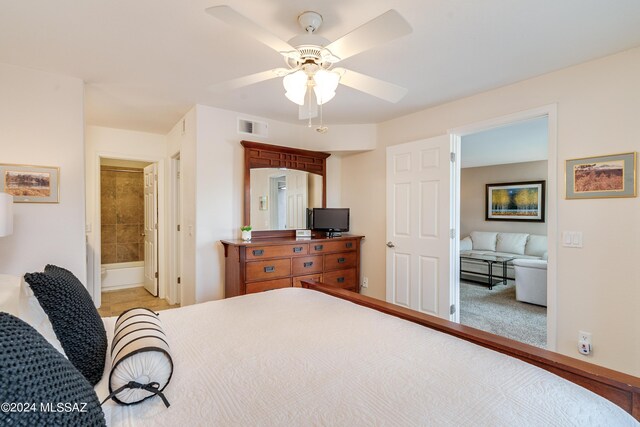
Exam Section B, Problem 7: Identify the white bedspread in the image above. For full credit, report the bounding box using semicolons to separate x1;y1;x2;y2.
97;288;636;426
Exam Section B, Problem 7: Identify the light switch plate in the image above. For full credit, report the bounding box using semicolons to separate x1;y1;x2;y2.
562;231;583;248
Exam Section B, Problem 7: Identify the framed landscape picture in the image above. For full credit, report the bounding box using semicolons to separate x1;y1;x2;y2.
565;152;636;199
486;180;545;222
0;164;60;203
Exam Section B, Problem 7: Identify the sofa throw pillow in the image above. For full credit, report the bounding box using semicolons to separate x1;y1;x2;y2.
470;231;498;251
496;233;529;255
24;264;107;386
105;307;173;407
0;313;106;427
525;234;548;257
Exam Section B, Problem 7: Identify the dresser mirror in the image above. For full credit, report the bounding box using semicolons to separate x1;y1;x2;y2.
242;141;330;237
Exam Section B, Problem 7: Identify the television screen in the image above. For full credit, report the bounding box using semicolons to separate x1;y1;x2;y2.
312;208;349;232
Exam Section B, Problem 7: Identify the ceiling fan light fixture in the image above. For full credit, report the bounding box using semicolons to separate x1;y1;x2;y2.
312;69;340;105
283;69;308;105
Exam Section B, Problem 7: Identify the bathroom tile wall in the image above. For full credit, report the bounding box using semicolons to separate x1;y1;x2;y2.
101;167;144;263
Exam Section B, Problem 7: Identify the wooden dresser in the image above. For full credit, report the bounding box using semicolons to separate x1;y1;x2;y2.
221;235;364;298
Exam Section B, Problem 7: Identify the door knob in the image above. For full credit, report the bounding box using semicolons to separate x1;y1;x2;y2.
386;242;395;248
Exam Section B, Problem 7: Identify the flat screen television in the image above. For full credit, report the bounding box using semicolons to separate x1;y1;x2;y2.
312;208;349;235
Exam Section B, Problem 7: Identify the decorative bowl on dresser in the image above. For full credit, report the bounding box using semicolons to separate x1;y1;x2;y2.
221;235;364;297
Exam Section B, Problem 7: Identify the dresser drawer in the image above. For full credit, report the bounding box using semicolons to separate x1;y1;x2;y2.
309;239;356;254
245;278;292;294
292;255;323;275
322;268;357;289
246;259;291;281
324;252;357;271
246;243;309;260
293;274;322;288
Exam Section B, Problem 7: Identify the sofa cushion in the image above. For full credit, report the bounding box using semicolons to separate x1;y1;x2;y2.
513;259;548;270
525;234;548;257
492;251;541;260
470;232;498;251
460;236;472;251
496;233;529;255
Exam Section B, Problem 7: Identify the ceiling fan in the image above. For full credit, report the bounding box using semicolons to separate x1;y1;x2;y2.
206;5;412;121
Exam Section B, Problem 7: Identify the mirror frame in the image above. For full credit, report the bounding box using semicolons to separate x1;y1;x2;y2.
242;140;331;238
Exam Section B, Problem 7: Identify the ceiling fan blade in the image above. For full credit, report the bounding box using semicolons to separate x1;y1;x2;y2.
336;68;408;103
324;10;412;62
206;5;295;54
209;69;284;92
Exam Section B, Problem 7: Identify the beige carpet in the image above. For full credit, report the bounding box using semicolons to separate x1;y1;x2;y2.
460;280;546;348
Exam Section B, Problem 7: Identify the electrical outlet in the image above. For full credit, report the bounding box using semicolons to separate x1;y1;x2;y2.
362;277;368;288
578;331;592;355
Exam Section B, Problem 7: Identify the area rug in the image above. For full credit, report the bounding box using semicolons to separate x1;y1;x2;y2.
459;281;546;348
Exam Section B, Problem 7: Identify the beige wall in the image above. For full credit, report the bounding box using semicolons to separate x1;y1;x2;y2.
342;47;640;375
460;161;548;237
0;63;86;283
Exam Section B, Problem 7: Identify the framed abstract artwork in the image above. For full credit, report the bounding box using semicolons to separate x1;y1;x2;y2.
485;180;545;222
0;164;60;203
565;152;636;199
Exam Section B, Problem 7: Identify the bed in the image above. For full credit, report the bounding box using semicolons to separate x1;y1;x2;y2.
97;284;639;426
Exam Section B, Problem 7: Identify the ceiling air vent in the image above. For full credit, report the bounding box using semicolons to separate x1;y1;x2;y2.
238;118;268;138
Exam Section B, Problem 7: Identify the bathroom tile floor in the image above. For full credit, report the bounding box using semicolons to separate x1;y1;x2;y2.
98;286;179;317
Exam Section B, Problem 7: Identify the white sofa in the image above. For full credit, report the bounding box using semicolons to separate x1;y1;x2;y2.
460;231;547;280
513;259;547;306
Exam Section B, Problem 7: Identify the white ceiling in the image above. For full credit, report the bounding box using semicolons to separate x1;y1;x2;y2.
1;1;640;134
461;117;548;168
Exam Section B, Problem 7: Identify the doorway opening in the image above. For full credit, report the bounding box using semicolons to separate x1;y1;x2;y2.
95;157;176;317
457;117;549;348
450;105;558;350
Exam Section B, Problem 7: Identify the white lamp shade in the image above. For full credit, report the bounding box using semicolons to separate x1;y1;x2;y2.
313;69;340;105
283;70;308;106
0;192;13;237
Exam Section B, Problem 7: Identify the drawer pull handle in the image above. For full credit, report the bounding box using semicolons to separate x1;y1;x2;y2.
314;245;323;250
338;257;346;263
293;247;303;253
337;277;345;283
346;242;353;248
304;262;313;268
253;249;264;256
264;266;275;273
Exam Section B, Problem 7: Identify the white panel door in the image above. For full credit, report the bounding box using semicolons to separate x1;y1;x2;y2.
386;135;452;319
285;170;308;229
143;163;158;296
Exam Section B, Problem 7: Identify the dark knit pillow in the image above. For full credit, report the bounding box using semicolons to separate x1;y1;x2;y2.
24;264;107;386
0;313;106;426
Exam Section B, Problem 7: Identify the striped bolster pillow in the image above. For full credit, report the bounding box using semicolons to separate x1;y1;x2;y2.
104;308;173;407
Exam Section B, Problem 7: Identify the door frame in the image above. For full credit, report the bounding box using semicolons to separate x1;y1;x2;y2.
169;152;181;305
448;104;558;350
91;151;166;308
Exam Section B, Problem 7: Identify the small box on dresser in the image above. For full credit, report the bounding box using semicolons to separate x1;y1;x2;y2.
221;235;364;297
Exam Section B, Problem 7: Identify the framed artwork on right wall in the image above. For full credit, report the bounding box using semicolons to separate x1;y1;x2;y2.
565;152;636;199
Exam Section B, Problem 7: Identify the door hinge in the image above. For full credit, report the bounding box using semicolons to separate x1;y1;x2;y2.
154;174;158;182
450;152;456;162
450;304;456;315
154;224;158;229
177;224;181;232
154;272;159;279
450;228;456;239
177;277;181;284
